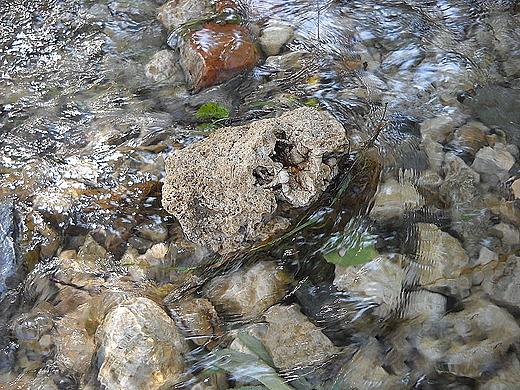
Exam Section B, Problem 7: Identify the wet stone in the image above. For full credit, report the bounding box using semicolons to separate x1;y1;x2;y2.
413;222;470;297
420;116;456;144
177;21;260;91
369;178;424;225
232;304;337;372
168;297;221;346
162;107;347;254
259;20;294;56
480;255;520;312
471;143;515;182
203;261;288;320
92;296;189;390
157;0;213;31
144;49;183;83
334;254;405;319
417;297;520;378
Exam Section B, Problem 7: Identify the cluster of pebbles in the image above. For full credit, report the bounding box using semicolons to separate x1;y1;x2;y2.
1;0;520;389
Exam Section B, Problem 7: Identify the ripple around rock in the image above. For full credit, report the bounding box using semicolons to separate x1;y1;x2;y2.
162;107;348;254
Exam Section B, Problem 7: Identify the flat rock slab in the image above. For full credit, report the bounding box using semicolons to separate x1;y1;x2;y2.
162;107;347;254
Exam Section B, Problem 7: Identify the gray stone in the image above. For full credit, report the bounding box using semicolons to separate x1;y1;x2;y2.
489;222;520;246
234;304;337;371
168;297;221;346
93;296;189;390
471;143;515;181
334;254;405;319
135;218;169;243
162;107;347;254
203;261;288;320
144;50;183;83
157;0;212;31
337;337;404;390
417;297;520;378
481;255;520;311
440;152;481;207
369;179;424;224
420;115;455;144
479;353;520;390
259;21;294;56
413;223;470;296
0;199;17;299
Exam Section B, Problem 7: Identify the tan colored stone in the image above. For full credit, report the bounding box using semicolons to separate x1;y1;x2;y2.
162;107;347;254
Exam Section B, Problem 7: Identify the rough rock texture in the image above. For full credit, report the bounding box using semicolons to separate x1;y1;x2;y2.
338;337;404;389
162;107;347;254
178;22;260;91
203;261;288;320
93;297;189;390
472;143;515;182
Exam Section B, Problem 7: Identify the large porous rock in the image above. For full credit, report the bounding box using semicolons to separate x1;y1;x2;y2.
162;107;347;254
203;261;289;320
177;21;260;91
91;296;189;390
231;304;337;372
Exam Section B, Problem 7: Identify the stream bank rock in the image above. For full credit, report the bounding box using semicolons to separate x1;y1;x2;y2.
162;107;348;254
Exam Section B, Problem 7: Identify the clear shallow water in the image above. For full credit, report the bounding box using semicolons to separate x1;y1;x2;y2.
1;0;520;388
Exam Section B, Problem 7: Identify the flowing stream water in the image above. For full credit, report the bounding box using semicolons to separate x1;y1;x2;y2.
1;0;520;389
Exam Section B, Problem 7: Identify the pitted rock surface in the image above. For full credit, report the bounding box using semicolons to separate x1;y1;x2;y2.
162;107;347;254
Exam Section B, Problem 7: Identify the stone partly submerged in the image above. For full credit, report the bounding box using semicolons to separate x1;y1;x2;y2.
0;199;18;301
162;107;348;255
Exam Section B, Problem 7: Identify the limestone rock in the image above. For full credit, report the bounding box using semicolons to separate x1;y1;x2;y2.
413;222;469;296
479;353;520;390
471;143;515;182
144;49;183;83
157;0;212;31
417;298;520;378
203;261;288;320
420;115;455;143
481;255;520;312
259;21;294;56
440;152;480;207
252;304;337;371
334;254;405;319
162;107;347;254
168;297;221;346
93;297;189;390
337;337;404;390
177;21;260;91
369;179;424;224
444;121;488;163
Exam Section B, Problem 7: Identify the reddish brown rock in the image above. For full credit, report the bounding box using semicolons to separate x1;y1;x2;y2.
179;22;260;91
